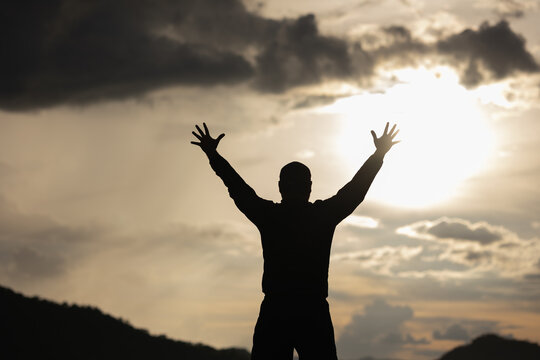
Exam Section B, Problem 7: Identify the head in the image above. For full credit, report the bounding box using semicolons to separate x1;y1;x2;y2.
278;161;312;202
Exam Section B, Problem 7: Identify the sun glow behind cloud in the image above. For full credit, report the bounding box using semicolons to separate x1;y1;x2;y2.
320;66;496;208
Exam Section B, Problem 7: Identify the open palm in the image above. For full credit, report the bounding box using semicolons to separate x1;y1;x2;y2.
371;122;400;155
191;123;225;154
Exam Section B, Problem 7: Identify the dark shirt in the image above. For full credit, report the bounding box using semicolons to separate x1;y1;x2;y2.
208;151;383;298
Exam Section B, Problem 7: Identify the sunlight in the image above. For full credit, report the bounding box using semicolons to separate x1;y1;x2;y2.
319;66;495;208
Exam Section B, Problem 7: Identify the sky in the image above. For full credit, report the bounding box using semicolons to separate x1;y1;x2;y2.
1;0;540;359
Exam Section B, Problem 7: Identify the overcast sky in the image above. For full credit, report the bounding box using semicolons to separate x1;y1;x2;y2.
1;1;540;359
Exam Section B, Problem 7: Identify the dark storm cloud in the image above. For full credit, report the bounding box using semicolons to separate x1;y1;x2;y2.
0;0;358;110
175;3;370;91
171;0;371;90
362;25;430;66
254;14;357;92
437;21;539;87
1;0;537;111
280;19;540;91
366;20;538;87
0;0;254;110
383;25;413;42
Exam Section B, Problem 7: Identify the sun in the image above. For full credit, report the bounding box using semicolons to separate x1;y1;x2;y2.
320;66;495;208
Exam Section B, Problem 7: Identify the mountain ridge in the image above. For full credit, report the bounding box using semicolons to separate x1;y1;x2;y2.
439;332;540;360
0;285;250;360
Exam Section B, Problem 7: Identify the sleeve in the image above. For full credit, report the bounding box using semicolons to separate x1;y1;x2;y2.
320;152;384;224
208;151;270;225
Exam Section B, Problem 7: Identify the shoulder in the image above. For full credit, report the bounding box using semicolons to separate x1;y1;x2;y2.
313;199;327;207
260;199;279;210
311;199;329;211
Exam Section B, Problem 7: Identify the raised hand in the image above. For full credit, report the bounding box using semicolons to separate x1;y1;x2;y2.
191;123;225;155
371;122;400;155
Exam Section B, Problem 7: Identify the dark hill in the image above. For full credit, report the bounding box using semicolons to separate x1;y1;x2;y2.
439;333;540;360
0;285;250;360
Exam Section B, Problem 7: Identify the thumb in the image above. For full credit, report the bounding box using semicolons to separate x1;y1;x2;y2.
370;130;377;141
216;133;225;142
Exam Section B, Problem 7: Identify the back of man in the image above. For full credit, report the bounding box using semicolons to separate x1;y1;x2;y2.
252;200;340;359
191;122;399;359
258;200;337;298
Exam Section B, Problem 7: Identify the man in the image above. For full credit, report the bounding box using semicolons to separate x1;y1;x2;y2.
191;122;399;359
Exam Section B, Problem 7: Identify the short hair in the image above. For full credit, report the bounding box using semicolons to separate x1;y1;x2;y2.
279;161;311;184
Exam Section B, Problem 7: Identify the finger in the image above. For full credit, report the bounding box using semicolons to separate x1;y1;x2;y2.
190;141;201;146
216;133;225;142
203;122;210;136
371;130;377;141
195;125;204;136
384;122;389;135
192;131;202;140
389;124;397;135
391;129;400;140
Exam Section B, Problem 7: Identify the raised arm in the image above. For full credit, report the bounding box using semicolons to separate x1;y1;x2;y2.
323;122;400;223
191;123;268;224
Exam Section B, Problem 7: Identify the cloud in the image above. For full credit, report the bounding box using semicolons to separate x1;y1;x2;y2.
522;258;540;280
253;14;357;92
397;217;506;244
337;299;428;359
103;221;262;288
433;323;470;341
0;195;100;283
289;93;350;110
397;217;540;279
332;246;423;275
361;20;538;88
475;0;539;19
343;215;381;229
0;190;259;287
136;221;259;261
437;20;539;86
426;219;503;244
6;247;66;280
1;1;537;111
332;217;540;282
524;273;540;281
1;0;255;111
368;25;430;63
425;317;512;342
0;0;360;110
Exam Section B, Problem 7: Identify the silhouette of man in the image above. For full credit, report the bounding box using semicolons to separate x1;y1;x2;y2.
191;122;399;360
